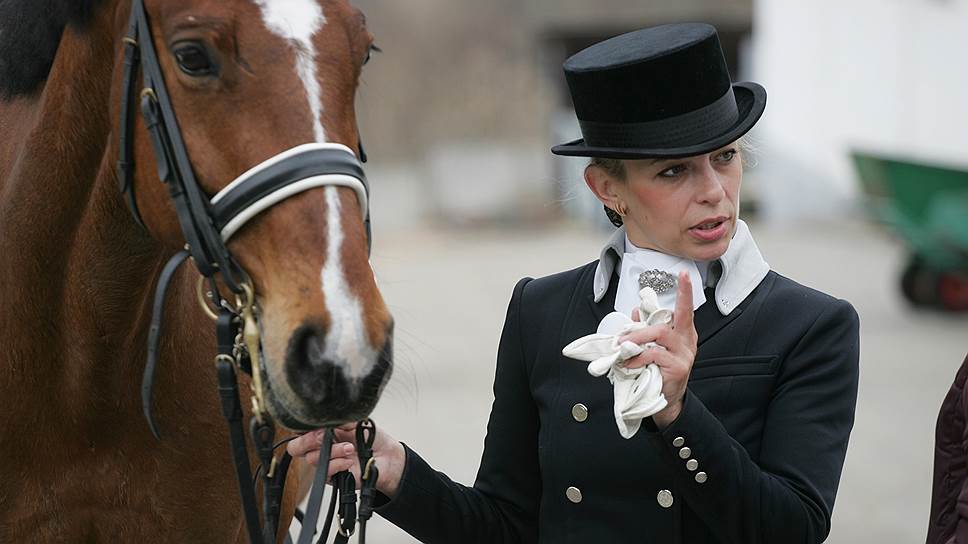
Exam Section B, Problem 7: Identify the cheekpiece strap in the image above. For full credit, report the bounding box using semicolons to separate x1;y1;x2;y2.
131;0;246;291
117;11;145;229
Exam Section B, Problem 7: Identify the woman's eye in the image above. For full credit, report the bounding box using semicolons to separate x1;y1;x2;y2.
716;149;737;163
173;43;217;76
658;164;686;178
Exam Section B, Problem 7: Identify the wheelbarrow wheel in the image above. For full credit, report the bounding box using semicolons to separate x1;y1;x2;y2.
937;272;968;312
900;257;938;307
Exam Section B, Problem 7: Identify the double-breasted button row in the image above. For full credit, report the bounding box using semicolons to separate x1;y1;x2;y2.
563;405;586;507
672;436;707;484
566;403;587;505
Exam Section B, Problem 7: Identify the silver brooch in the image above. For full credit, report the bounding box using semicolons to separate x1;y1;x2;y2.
638;269;677;293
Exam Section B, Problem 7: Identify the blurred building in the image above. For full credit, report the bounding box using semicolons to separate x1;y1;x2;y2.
752;0;968;223
354;0;758;228
353;0;556;228
353;0;967;228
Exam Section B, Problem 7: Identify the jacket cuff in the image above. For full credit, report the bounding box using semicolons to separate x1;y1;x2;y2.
645;388;729;485
373;442;432;523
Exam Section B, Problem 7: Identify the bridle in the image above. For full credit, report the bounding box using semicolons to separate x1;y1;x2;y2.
117;0;381;542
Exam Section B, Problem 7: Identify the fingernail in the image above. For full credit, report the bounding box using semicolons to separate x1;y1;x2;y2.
343;444;354;454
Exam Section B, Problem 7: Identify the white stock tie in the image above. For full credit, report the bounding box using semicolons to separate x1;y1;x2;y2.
615;250;706;315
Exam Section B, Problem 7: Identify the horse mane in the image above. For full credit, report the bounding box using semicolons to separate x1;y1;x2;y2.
0;0;104;98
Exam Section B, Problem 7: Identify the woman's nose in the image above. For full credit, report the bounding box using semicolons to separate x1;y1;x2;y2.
694;165;727;204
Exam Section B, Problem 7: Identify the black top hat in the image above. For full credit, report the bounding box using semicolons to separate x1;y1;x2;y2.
552;23;766;159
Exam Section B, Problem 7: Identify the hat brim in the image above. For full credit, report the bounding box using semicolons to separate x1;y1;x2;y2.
551;82;766;159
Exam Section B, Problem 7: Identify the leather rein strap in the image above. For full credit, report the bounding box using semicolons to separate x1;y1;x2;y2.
118;1;378;542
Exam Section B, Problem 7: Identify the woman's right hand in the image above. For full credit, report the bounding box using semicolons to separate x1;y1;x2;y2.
287;423;407;499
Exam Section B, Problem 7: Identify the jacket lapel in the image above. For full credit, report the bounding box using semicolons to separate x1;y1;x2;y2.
693;287;744;346
586;271;619;326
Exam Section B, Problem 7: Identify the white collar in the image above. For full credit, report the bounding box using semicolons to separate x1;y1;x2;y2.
593;219;770;315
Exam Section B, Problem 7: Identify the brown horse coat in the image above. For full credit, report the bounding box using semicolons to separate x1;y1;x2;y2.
0;0;389;541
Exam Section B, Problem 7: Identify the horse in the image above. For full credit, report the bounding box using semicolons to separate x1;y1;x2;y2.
0;0;392;541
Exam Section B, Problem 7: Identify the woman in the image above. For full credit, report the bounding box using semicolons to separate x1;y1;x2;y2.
289;23;860;543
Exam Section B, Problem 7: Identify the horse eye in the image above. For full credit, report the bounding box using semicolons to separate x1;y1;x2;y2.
173;42;217;76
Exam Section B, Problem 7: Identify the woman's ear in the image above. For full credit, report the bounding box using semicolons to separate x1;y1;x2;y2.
584;164;622;207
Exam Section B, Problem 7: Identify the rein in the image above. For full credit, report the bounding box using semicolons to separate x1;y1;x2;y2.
117;0;379;542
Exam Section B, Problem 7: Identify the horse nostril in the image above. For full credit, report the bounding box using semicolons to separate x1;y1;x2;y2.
290;324;326;368
274;320;394;427
285;325;344;404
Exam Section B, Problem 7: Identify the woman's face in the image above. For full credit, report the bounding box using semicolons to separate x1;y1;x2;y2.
587;143;743;262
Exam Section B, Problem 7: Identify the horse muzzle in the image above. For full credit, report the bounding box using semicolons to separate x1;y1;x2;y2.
262;322;393;431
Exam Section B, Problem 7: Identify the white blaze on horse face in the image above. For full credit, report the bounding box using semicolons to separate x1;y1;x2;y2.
253;0;327;142
321;187;377;377
254;1;374;378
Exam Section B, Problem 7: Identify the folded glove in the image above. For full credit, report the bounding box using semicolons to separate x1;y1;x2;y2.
562;287;672;438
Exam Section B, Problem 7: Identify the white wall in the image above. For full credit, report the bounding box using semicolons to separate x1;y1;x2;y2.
751;0;968;222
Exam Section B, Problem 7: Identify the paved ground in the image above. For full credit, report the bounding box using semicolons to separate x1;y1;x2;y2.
295;218;968;543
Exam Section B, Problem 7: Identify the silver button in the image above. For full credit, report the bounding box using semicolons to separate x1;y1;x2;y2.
566;486;583;503
657;489;674;508
672;436;685;447
571;403;588;422
678;447;692;459
686;459;699;471
695;472;708;484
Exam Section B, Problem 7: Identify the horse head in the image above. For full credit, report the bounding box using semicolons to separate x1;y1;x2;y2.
115;0;391;430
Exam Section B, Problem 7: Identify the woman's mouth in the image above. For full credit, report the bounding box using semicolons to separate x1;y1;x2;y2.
688;217;729;242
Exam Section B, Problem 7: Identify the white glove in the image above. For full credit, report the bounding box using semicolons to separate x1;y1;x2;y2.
562;287;672;438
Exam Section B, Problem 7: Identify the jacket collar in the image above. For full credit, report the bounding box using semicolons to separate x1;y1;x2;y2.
592;219;769;315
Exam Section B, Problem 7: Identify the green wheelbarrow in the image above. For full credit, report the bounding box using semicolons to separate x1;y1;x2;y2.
852;151;968;311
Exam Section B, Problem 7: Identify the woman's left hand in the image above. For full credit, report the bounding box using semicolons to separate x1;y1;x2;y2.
618;270;698;429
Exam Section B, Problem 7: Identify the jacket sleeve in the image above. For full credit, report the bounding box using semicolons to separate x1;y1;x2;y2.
374;277;540;543
953;354;968;542
925;355;968;544
644;298;860;544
